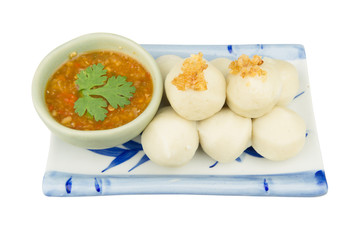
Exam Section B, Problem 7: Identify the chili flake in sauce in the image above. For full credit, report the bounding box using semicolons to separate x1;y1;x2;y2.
45;51;153;130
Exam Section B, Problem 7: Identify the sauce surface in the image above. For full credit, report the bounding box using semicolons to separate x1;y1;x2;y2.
45;50;153;130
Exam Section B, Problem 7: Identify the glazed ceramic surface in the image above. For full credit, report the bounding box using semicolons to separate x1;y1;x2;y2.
32;33;163;149
43;44;328;197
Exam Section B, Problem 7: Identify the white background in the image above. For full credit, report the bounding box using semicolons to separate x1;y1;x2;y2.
1;0;359;239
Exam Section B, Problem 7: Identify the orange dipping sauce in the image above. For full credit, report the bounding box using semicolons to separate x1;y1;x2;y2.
45;51;153;130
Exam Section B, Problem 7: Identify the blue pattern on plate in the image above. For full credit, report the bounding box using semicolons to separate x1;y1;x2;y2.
65;177;72;194
294;91;305;99
91;141;260;171
42;170;328;197
244;147;264;158
315;170;327;186
227;45;233;54
94;178;102;193
263;178;269;192
209;161;219;168
89;140;150;173
128;154;150;173
89;147;126;157
142;44;306;61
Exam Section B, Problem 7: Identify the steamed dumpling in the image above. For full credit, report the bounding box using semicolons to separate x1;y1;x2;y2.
270;58;299;106
226;55;282;118
156;55;183;79
141;107;199;167
165;52;226;121
252;106;306;161
197;108;252;163
210;57;232;78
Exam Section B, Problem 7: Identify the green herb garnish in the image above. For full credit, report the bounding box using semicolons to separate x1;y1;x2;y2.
74;63;136;121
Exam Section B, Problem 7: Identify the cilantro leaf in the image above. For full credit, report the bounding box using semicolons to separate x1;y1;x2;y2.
73;64;136;121
85;75;136;109
74;95;108;121
75;64;107;90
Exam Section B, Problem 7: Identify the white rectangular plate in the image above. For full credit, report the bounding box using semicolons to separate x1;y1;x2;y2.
43;44;328;197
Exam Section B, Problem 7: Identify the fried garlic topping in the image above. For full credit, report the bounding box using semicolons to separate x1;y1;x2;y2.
172;52;208;91
229;54;267;78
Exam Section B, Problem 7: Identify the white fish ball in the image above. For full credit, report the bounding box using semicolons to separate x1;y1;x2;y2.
141;107;199;167
272;59;299;106
156;55;183;80
252;106;306;161
226;57;282;118
197;108;252;163
209;58;232;78
165;58;226;121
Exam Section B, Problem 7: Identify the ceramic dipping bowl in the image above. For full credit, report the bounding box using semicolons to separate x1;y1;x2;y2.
32;33;163;149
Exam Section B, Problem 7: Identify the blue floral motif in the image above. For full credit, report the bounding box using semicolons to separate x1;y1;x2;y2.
89;140;150;173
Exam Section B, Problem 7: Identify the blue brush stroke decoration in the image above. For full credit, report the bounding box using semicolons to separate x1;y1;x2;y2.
227;45;233;53
208;148;259;168
128;154;150;172
294;91;305;100
94;178;101;193
91;141;280;172
244;146;264;158
65;177;72;194
101;150;139;173
210;157;240;168
122;140;143;151
90;140;150;173
264;178;269;192
89;147;126;157
209;161;218;168
256;44;264;51
314;170;327;186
